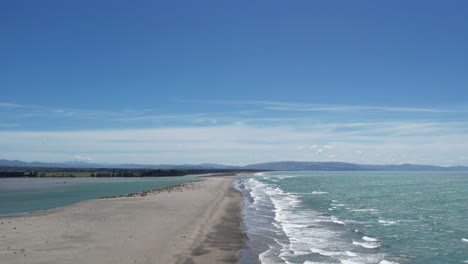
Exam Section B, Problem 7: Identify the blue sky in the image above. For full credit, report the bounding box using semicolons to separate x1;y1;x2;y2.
1;1;468;165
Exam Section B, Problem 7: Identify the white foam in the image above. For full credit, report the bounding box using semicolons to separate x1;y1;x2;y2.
378;220;398;226
380;261;399;264
276;174;298;179
310;247;341;257
279;249;294;258
353;240;381;249
332;203;347;207
253;172;265;176
245;176;385;264
350;208;379;213
362;236;379;242
332;219;346;225
312;191;329;195
258;245;276;264
462;238;468;242
345;251;359;257
341;260;362;264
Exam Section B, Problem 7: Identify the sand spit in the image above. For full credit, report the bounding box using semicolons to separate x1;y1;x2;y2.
0;177;244;264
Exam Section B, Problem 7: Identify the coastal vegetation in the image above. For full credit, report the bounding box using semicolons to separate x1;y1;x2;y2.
0;167;254;178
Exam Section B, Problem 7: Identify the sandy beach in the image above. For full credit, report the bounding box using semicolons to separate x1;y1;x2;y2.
0;177;244;264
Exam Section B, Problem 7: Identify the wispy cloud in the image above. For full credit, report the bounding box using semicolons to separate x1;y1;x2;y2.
264;104;457;113
1;121;467;166
2;100;465;131
114;110;257;122
1;102;152;118
1;101;467;166
73;155;93;162
0;102;259;127
178;99;463;113
0;102;24;108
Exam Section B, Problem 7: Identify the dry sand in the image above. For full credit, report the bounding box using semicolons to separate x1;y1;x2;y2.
0;177;245;264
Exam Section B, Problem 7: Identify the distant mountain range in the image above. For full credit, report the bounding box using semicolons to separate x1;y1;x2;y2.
244;161;468;171
1;159;468;171
0;159;238;170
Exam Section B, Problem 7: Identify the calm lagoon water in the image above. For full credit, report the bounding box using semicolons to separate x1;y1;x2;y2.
238;171;468;264
0;176;197;215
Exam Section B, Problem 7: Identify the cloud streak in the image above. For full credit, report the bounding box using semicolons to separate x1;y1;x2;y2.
0;102;260;127
264;104;457;113
177;99;465;113
1;101;467;165
0;102;24;108
1;121;467;166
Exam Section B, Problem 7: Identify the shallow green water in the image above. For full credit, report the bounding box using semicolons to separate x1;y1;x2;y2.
0;176;197;215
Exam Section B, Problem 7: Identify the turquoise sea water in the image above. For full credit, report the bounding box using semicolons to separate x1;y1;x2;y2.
238;171;468;264
0;176;197;215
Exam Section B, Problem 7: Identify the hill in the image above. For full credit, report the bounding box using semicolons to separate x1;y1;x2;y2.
1;159;467;171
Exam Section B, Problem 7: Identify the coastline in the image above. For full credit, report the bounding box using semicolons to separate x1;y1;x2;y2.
0;176;245;264
178;176;246;264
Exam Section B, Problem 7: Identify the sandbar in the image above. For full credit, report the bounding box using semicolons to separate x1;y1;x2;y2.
0;177;244;264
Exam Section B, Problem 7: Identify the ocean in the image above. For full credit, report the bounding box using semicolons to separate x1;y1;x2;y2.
0;176;197;215
238;171;468;264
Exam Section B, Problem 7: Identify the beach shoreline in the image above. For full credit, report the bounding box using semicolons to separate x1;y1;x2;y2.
0;176;245;264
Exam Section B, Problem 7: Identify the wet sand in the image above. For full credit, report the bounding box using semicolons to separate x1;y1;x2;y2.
0;177;244;264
